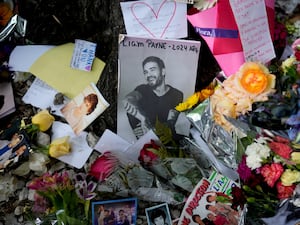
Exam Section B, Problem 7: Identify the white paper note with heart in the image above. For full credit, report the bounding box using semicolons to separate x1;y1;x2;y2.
120;0;187;39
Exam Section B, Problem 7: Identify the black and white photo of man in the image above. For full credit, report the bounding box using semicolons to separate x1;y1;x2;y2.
122;56;183;139
118;35;200;142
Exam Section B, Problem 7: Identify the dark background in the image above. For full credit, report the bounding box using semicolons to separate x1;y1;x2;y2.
12;0;220;137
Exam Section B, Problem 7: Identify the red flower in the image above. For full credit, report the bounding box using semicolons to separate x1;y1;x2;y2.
231;186;247;210
138;140;159;166
269;141;292;159
187;7;199;15
274;135;290;144
276;181;296;200
295;51;300;61
89;151;119;182
260;163;284;188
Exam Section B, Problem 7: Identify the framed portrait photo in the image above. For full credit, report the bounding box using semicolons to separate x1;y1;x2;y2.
92;197;138;225
145;203;172;225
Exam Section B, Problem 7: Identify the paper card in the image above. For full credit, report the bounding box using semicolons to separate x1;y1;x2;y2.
169;0;194;3
29;43;105;99
94;129;131;154
0;81;15;119
117;35;200;143
187;0;275;76
60;83;109;135
22;77;68;117
70;39;97;72
51;121;93;169
8;45;54;72
120;0;187;38
124;130;160;164
229;0;275;63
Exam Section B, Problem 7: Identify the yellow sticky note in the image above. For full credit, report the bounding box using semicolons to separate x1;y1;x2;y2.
29;43;105;99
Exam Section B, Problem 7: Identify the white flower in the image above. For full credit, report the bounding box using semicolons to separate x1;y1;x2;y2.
245;142;271;169
246;153;263;170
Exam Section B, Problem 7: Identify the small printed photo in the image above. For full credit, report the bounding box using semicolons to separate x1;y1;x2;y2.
61;83;109;135
92;197;138;225
145;203;172;225
0;131;31;172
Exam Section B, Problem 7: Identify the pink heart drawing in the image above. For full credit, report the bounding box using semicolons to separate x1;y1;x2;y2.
130;0;177;38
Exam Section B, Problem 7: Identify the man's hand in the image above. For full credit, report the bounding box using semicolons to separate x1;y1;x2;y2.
133;119;152;138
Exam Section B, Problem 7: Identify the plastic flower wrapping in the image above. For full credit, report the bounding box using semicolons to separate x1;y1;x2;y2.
0;4;300;225
184;38;300;224
92;139;204;205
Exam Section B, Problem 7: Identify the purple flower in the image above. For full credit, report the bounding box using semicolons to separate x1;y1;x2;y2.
74;173;97;200
237;155;252;181
286;111;300;141
32;193;50;213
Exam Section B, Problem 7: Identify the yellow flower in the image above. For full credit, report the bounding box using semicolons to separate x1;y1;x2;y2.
281;169;300;186
31;110;55;132
175;86;215;112
49;136;71;158
210;62;276;132
291;152;300;164
176;92;200;111
236;62;275;95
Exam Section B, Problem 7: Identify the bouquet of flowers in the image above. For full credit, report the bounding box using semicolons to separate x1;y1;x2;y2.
28;170;97;225
230;38;300;220
235;129;300;218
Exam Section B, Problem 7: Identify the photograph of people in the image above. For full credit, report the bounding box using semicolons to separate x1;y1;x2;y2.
117;209;130;225
118;35;200;143
61;83;109;135
146;203;172;225
122;56;183;139
61;93;98;133
0;133;30;170
150;209;168;225
192;214;214;225
205;203;238;225
92;198;137;225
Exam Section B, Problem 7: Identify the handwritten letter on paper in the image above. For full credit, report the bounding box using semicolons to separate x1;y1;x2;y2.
229;0;275;63
120;0;187;39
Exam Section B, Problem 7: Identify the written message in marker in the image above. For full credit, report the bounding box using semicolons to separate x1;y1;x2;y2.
121;38;199;54
229;0;275;63
118;35;201;143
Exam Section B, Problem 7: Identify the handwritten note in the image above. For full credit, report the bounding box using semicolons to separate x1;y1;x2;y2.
120;35;200;54
120;0;187;38
229;0;275;63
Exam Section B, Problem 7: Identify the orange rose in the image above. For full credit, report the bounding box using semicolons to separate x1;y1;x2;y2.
236;62;275;95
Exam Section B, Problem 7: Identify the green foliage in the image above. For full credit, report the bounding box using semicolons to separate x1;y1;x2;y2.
154;119;186;158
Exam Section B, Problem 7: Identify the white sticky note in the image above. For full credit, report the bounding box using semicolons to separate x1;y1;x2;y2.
70;39;97;72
